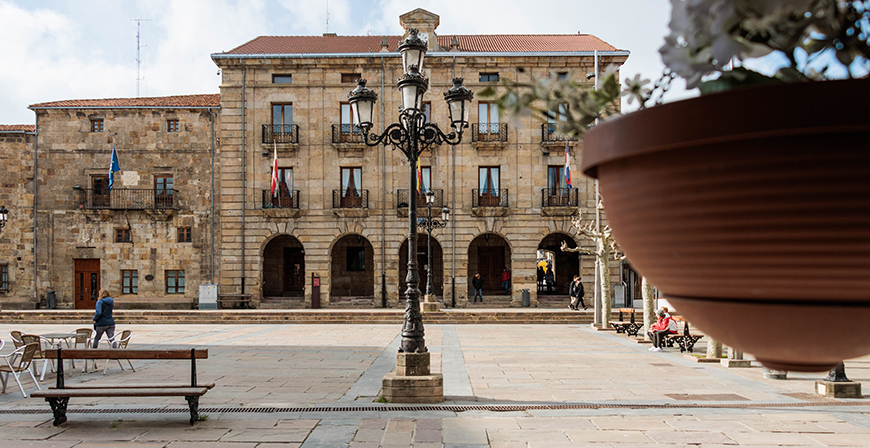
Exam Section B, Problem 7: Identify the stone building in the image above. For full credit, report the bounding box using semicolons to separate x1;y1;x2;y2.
210;8;629;309
0;8;639;310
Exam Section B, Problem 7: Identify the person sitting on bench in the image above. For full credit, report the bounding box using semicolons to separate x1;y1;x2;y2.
648;308;677;352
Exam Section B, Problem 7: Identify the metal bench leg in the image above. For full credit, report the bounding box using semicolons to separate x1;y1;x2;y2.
185;396;200;425
684;336;701;353
45;397;69;426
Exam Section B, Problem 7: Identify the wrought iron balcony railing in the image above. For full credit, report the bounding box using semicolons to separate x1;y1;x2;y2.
262;189;300;209
333;189;369;209
331;124;365;143
472;188;509;207
262;124;299;144
541;188;578;207
541;123;579;142
397;189;444;209
77;188;175;210
471;123;508;142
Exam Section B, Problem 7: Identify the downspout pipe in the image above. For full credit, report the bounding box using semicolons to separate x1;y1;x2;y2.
381;55;387;308
241;65;247;295
208;108;216;284
32;113;38;305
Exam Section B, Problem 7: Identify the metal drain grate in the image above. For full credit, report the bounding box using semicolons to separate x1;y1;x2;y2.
0;400;865;416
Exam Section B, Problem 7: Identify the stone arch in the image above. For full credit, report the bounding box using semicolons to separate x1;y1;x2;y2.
398;236;445;298
261;234;305;298
467;232;512;295
537;232;579;295
329;233;375;306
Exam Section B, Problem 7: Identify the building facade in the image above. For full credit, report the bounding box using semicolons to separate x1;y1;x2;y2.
0;9;637;310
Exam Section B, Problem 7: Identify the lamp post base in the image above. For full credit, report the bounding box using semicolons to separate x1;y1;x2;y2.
422;294;440;312
814;380;862;398
382;352;444;403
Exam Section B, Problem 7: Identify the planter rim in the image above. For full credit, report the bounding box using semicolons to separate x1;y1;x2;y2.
582;78;870;178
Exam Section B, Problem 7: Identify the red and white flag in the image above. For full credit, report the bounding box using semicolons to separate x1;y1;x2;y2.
270;142;279;197
564;142;572;190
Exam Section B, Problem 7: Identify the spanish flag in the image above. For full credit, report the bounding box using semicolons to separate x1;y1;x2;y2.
416;157;423;194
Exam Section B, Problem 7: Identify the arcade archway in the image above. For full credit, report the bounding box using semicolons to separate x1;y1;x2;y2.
262;235;305;297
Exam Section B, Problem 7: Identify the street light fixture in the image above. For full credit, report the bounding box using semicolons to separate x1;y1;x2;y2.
418;189;449;297
347;28;473;355
0;205;8;233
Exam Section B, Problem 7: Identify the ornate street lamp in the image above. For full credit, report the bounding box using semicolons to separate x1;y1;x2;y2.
347;28;473;355
0;205;8;233
418;189;449;297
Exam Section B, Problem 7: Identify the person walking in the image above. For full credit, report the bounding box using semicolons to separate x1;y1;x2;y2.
472;273;484;303
92;289;116;349
648;309;677;352
569;275;587;310
501;268;511;295
545;268;555;293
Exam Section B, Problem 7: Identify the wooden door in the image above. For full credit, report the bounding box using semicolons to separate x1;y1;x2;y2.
283;248;305;295
74;259;100;310
477;247;504;292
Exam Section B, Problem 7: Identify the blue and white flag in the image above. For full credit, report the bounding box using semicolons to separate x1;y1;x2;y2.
109;145;120;190
564;142;572;190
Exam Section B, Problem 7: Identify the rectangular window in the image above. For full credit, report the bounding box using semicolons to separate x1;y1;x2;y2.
557;72;569;80
92;175;110;207
339;103;359;134
122;270;138;294
340;167;362;207
91;119;104;132
341;73;361;83
272;103;293;138
419;166;431;193
478;166;501;206
178;227;192;243
0;264;8;291
479;72;499;82
115;228;131;243
478;102;499;134
272;74;293;84
271;167;294;207
166;270;185;294
347;247;365;271
167;119;180;132
155;175;174;208
547;165;569;193
547;103;568;133
422;102;431;123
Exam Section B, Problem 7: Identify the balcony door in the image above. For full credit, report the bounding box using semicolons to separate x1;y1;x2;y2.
155;175;174;208
92;175;110;207
339;103;360;141
478;102;499;138
340;167;362;208
547;165;570;206
271;167;293;208
478;166;500;207
74;259;100;310
272;103;293;142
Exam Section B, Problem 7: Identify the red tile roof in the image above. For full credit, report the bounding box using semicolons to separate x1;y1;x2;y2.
220;34;621;55
0;124;35;132
30;94;220;109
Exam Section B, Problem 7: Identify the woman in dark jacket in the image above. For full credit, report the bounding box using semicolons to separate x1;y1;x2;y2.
93;289;116;348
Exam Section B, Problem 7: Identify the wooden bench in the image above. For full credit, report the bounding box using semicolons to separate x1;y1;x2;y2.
609;308;642;336
31;348;210;426
665;316;704;353
217;294;253;309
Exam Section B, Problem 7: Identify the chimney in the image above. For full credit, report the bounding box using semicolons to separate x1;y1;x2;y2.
399;8;441;51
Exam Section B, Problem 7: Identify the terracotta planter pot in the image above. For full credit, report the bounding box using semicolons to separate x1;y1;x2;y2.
582;78;870;372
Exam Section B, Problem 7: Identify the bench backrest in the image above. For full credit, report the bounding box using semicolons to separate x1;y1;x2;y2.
44;348;208;360
617;308;637;323
671;316;692;336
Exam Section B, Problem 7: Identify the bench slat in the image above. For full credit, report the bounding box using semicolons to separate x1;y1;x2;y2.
43;349;208;360
50;382;215;390
32;387;209;398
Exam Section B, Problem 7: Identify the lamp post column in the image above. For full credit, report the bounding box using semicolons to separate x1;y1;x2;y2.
401;116;425;354
425;196;434;297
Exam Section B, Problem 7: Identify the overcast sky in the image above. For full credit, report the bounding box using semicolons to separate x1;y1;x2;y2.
0;0;694;124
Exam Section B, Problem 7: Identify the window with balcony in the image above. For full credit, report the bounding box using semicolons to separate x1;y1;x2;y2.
155;175;174;208
92;175;110;207
115;228;131;243
337;102;362;142
91;119;104;132
266;103;296;144
122;270;138;294
267;167;297;208
177;227;192;243
476;166;504;207
272;74;292;84
544;165;575;206
167;119;180;132
165;270;185;294
479;72;499;82
338;167;363;208
0;264;8;291
473;102;507;142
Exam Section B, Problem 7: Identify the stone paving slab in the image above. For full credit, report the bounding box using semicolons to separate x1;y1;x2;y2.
0;323;868;447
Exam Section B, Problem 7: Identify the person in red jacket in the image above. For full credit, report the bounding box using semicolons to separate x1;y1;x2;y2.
647;308;677;352
501;268;511;295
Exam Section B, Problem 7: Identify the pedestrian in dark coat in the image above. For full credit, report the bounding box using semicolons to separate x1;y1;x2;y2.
471;273;484;303
569;275;587;310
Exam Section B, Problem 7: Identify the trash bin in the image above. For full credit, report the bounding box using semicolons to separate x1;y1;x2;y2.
46;291;57;309
521;289;530;307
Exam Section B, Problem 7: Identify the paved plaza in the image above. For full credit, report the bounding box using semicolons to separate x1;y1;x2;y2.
0;320;868;447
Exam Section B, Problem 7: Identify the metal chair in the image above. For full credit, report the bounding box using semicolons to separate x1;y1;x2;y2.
20;334;53;381
103;330;134;374
68;328;94;371
0;342;42;398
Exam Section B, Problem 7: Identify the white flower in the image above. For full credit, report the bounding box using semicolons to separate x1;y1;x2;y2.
621;74;652;105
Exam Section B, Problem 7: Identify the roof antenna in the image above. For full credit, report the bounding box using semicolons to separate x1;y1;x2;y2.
325;0;329;33
132;18;151;97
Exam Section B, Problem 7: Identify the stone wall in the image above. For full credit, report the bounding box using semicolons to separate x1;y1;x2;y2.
0;130;35;308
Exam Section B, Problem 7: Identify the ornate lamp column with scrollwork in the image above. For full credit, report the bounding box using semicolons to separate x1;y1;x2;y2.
347;29;472;402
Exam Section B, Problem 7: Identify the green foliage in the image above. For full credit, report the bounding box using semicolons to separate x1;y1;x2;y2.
198;414;209;421
375;395;388;403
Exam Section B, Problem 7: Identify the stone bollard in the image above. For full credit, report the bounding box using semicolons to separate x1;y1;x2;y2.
815;362;862;398
721;346;751;368
763;368;788;380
